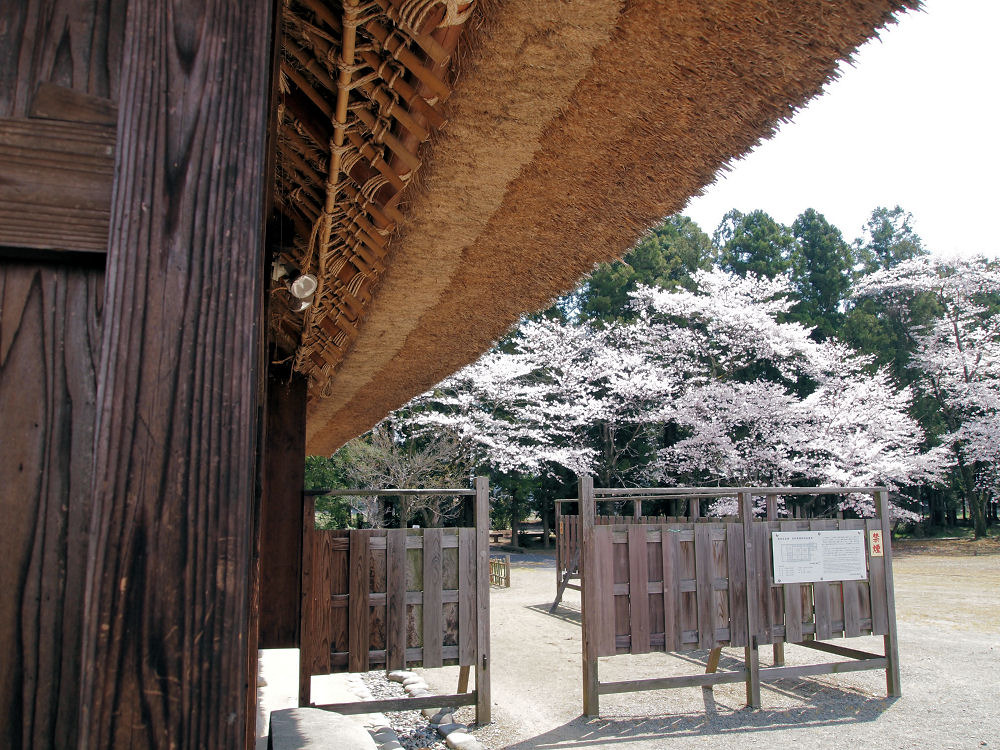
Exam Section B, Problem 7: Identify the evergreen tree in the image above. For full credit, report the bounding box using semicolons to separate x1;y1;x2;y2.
854;205;926;273
714;209;795;279
581;215;713;322
789;208;853;339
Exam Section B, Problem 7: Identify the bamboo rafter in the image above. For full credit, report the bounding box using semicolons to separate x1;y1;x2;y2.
271;0;476;390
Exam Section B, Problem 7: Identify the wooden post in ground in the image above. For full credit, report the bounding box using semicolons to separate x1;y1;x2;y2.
299;493;317;707
77;1;275;745
877;490;901;697
474;476;491;723
765;493;784;667
579;475;600;716
554;500;563;591
260;373;308;650
739;491;761;709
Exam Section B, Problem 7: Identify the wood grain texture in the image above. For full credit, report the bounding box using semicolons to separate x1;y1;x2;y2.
694;524;714;649
662;528;681;652
726;523;747;648
349;531;372;673
0;118;114;254
29;81;117;125
76;0;274;744
0;261;102;750
387;529;408;670
627;525;650;654
0;0;127;119
422;527;444;668
458;527;476;666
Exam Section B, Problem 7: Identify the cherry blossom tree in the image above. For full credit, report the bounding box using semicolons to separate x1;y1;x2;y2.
629;271;946;519
854;255;1000;536
379;268;946;523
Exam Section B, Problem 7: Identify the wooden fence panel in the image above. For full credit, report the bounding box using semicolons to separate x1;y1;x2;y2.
594;526;617;657
628;525;651;653
302;525;486;677
387;530;407;670
577;511;897;654
694;524;715;649
867;518;890;635
575;483;899;716
349;530;372;672
726;523;748;648
423;528;444;668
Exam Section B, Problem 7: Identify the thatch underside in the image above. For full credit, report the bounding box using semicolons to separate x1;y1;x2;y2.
302;0;918;454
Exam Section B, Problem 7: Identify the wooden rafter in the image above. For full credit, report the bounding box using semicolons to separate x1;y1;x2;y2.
271;0;475;390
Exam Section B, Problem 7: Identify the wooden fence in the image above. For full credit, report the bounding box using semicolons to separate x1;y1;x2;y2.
553;494;724;612
569;477;899;716
489;555;511;588
299;478;491;723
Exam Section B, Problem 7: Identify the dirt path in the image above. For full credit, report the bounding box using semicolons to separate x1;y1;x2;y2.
420;546;1000;749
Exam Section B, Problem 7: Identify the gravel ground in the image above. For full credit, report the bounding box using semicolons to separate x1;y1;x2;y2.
413;543;1000;750
360;670;449;750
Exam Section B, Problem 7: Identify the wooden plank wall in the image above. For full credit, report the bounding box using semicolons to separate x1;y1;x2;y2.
300;526;482;691
582;518;890;660
0;1;123;746
0;0;124;255
0;263;103;749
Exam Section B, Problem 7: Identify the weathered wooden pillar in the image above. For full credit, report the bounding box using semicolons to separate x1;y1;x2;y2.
474;475;492;723
765;493;785;667
78;0;276;746
259;373;308;649
579;475;599;716
739;491;761;709
877;490;901;697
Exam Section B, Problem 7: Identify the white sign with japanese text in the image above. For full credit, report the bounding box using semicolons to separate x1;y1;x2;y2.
771;530;868;584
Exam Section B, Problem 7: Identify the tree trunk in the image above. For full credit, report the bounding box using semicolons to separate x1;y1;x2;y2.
510;488;521;547
956;456;987;538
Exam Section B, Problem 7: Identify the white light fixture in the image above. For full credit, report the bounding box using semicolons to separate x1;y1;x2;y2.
289;273;317;299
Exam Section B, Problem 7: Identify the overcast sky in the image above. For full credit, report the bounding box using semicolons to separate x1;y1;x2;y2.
683;0;1000;259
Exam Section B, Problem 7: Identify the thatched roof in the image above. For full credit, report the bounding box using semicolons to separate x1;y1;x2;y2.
267;0;918;455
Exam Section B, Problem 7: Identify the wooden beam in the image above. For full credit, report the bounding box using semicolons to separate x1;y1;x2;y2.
77;0;275;746
29;82;117;126
259;372;308;648
0;118;114;254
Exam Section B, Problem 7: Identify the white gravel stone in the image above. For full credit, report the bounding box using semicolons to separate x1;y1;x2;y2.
423;708;454;724
443;730;484;750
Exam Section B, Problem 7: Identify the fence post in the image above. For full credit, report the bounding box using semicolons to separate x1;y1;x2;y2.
765;493;784;667
298;492;316;706
554;500;563;591
740;491;761;709
474;476;492;722
579;475;600;716
877;490;901;697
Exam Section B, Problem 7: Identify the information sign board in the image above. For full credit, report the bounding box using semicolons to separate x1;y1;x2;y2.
772;530;867;584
